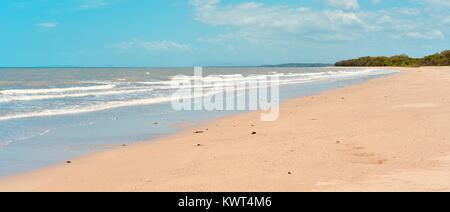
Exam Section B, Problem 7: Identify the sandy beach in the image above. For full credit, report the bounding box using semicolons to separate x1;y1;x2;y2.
1;66;450;192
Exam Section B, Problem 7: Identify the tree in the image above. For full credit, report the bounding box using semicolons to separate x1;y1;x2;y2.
336;50;449;67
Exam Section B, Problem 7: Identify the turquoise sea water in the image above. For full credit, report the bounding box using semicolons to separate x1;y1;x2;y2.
0;67;397;177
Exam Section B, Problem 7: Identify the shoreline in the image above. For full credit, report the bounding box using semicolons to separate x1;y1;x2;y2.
0;67;388;178
2;67;450;191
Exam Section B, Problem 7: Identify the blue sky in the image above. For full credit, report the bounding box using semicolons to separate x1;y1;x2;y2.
0;0;449;67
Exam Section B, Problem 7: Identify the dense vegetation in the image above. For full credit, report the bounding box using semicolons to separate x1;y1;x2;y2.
335;50;450;67
262;63;332;68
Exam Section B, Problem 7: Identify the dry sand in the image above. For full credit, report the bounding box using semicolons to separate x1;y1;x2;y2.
1;66;450;192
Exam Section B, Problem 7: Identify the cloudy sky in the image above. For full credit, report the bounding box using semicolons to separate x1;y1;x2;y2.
0;0;449;67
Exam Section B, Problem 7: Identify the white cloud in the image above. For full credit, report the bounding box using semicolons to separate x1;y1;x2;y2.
189;0;447;45
76;0;108;10
36;22;58;29
111;39;191;51
325;0;360;10
426;0;450;7
190;0;368;44
406;30;445;40
191;1;364;32
371;0;381;5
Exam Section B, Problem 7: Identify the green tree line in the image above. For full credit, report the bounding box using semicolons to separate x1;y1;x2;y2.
335;50;450;67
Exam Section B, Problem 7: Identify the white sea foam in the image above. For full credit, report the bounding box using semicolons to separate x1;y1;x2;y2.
0;96;177;121
145;69;397;89
0;69;398;122
0;88;155;103
0;84;115;95
0;128;53;149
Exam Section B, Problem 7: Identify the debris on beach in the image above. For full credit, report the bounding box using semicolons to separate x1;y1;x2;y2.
194;131;204;134
377;160;386;165
252;132;257;135
66;161;72;164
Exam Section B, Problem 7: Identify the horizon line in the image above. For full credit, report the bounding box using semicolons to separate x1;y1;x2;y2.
0;63;335;69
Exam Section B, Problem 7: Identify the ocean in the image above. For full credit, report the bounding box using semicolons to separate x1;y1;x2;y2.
0;67;397;176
